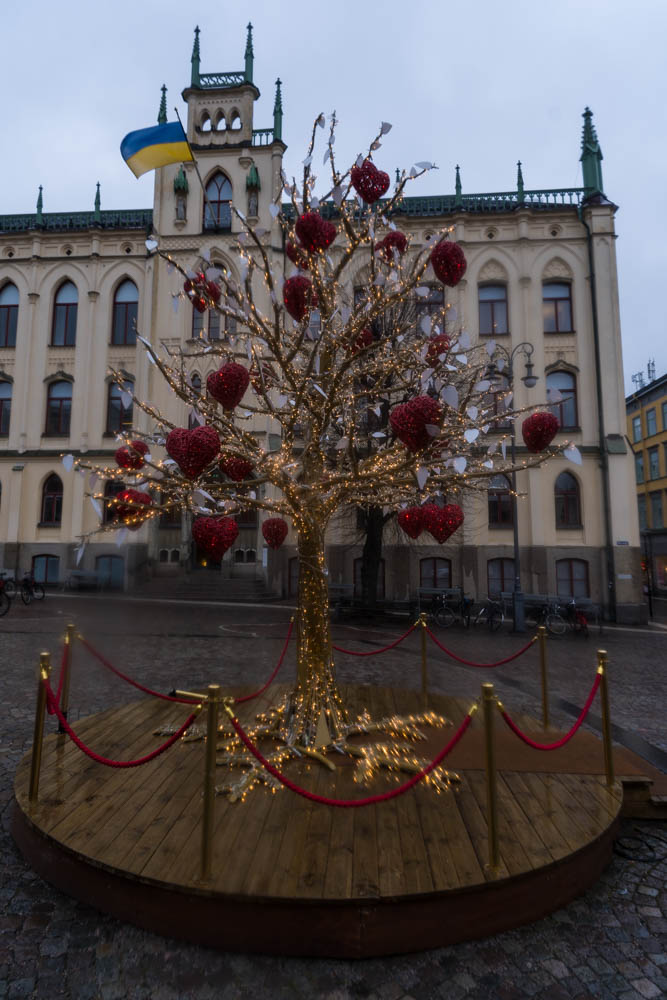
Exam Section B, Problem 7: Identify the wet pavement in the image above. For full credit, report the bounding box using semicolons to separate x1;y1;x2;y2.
1;595;665;999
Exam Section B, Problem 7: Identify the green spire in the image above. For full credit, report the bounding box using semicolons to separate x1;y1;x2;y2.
174;165;189;194
36;185;43;224
273;78;283;141
516;160;524;204
454;165;462;208
245;22;254;83
246;164;261;191
157;84;167;125
191;26;201;87
395;167;401;185
580;107;604;195
94;182;101;222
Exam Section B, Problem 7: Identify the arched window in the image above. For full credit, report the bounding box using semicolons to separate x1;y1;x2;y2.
245;548;256;563
488;474;513;527
547;371;578;429
236;508;258;528
32;554;60;585
106;380;133;434
103;480;125;524
554;471;581;528
542;282;573;333
478;284;508;336
188;372;202;429
45;380;72;435
0;283;19;347
201;113;212;132
41;474;63;524
556;558;589;598
0;381;11;436
215;111;227;132
487;557;514;597
191;264;234;341
234;548;245;563
111;280;138;346
203;172;232;230
159;548;169;563
354;557;385;599
52;281;78;346
229;109;242;131
420;557;451;590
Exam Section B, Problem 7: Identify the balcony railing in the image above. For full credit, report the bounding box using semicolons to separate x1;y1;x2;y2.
252;128;274;146
0;209;153;234
198;71;246;89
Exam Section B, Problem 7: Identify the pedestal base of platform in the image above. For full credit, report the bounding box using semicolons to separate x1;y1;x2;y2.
12;686;622;958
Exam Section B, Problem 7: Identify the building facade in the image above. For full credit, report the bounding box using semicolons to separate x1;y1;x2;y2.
626;368;667;596
0;26;643;621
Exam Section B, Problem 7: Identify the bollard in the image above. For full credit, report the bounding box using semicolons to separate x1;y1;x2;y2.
201;684;220;881
29;652;51;804
419;615;428;708
58;623;76;735
482;682;500;872
538;625;549;729
597;650;614;788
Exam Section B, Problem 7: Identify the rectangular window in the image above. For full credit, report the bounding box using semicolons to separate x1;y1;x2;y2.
646;408;657;436
32;555;60;585
662;401;667;430
635;453;644;484
478;285;508;336
0;305;17;347
650;492;663;529
638;495;647;531
648;447;660;480
632;415;642;442
543;283;573;333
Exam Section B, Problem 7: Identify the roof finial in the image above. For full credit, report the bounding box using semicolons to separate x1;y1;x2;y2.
191;26;201;87
454;165;462;208
516;160;524;203
580;107;604;196
36;185;43;225
94;182;101;222
157;84;167;125
273;78;283;141
245;22;254;82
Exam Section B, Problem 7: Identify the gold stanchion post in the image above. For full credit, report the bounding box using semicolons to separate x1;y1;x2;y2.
482;682;500;872
597;650;614;787
201;684;220;881
58;623;75;735
419;614;428;708
29;652;51;804
538;625;549;729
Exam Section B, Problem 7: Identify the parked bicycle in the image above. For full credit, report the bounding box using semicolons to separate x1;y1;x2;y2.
523;597;567;636
19;572;45;606
0;571;16;600
473;596;505;631
0;576;11;616
559;599;590;637
424;588;473;629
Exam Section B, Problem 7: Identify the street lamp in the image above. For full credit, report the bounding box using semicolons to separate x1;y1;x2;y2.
488;342;538;633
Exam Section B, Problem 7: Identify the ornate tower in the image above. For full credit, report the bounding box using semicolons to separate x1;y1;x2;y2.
580;107;604;196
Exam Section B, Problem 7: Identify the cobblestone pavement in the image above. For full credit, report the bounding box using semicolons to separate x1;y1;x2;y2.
1;595;665;1000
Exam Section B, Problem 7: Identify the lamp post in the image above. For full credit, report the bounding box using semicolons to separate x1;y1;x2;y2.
489;342;538;633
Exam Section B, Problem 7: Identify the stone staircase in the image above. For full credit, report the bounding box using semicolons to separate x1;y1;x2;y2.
132;572;280;603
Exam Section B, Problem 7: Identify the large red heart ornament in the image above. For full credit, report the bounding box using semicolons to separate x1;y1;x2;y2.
377;230;408;263
421;502;464;543
206;362;250;411
397;506;425;539
286;241;309;270
283;275;318;322
192;516;238;560
521;411;559;452
389;395;442;452
431;241;467;287
262;517;289;550
295;212;336;252
116;489;152;529
351;159;390;203
115;440;149;470
426;334;451;365
166;425;220;479
220;455;254;482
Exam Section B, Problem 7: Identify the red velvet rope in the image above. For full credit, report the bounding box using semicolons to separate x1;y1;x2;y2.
47;642;69;715
228;711;473;807
499;672;601;750
234;621;294;704
332;621;417;657
44;679;198;768
426;626;536;668
77;637;199;704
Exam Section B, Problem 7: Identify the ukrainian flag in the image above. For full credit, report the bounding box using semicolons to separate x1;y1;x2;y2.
120;122;193;178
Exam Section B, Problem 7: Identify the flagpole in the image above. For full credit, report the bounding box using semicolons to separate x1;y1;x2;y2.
175;108;219;231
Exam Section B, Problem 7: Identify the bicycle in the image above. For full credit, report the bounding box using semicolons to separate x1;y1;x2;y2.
426;589;473;629
20;573;45;606
560;599;590;637
526;601;567;637
0;577;11;616
473;596;504;631
0;572;16;600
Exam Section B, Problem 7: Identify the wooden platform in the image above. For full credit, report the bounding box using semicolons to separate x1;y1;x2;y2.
12;685;623;958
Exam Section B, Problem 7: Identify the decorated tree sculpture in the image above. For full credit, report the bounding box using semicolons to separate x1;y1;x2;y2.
78;115;569;788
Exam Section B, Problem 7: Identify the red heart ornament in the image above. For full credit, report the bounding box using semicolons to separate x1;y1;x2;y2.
351;159;390;203
521;411;559;452
262;517;289;550
115;440;149;470
426;333;451;365
378;230;408;263
283;275;318;322
397;506;425;539
389;395;442;452
166;425;220;479
116;489;152;528
421;502;464;543
206;280;221;303
249;363;277;394
348;327;374;355
206;362;250;411
431;241;467;287
295;212;336;252
286;240;310;270
220;455;254;482
192;516;238;560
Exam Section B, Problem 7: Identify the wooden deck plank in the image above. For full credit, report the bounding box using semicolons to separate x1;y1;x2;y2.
294;766;335;898
502;772;579;862
455;769;511;881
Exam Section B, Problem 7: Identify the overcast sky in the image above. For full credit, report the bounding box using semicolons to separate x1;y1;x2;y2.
2;0;664;392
